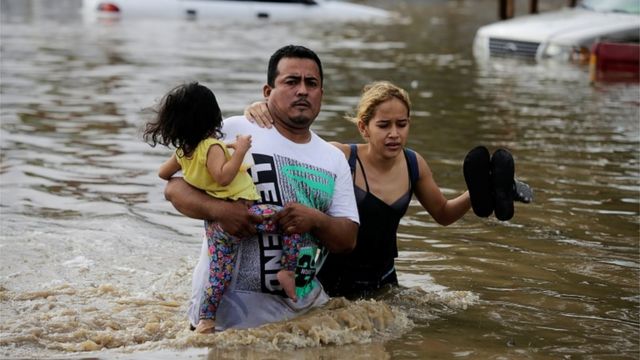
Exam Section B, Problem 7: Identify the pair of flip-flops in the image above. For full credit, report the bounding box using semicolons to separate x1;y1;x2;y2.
463;146;533;221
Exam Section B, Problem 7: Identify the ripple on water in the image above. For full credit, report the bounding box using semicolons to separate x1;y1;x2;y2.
0;282;480;358
0;217;477;358
0;283;411;358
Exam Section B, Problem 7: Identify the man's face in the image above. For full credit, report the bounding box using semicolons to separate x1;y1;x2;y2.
264;57;323;131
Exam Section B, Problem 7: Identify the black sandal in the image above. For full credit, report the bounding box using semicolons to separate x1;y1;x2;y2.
463;146;493;217
491;148;515;221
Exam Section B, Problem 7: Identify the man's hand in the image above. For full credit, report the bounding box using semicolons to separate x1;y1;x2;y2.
273;202;320;235
273;202;357;253
165;178;262;238
216;201;263;238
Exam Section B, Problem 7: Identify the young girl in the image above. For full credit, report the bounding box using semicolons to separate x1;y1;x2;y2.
144;82;300;333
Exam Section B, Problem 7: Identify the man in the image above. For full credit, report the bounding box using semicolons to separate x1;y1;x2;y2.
164;45;359;331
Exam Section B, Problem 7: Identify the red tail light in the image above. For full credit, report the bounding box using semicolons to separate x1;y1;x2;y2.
97;3;120;12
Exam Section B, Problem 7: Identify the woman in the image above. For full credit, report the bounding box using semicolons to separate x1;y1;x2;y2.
246;81;530;298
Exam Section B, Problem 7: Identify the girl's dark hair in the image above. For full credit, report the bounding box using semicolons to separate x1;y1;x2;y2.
143;82;223;157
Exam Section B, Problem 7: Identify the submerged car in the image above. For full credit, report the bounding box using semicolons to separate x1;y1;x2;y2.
81;0;391;22
473;0;640;62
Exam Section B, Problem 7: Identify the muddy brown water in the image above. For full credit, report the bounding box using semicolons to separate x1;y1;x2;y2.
1;0;638;358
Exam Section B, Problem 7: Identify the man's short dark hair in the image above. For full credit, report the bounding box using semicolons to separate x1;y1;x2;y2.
267;45;323;88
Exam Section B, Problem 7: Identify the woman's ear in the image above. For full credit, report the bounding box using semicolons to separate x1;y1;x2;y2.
357;120;369;138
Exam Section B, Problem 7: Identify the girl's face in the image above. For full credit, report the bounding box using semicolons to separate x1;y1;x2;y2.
358;97;410;158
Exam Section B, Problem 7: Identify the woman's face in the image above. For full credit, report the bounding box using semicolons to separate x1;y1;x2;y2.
359;97;410;158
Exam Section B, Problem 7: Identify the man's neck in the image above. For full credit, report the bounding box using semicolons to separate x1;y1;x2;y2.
273;121;312;144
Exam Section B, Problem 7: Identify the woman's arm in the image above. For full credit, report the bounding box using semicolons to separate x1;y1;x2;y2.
413;153;471;226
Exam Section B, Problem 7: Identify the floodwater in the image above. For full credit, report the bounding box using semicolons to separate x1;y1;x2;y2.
1;0;638;359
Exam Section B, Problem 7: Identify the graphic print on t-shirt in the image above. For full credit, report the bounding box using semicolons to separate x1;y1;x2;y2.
234;153;336;296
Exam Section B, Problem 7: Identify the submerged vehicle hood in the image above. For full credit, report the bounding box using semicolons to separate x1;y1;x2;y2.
82;0;392;22
476;7;639;45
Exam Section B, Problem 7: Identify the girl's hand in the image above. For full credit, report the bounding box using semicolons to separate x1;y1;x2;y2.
244;101;273;129
227;134;252;154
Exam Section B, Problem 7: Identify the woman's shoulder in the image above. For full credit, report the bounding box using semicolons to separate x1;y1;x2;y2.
404;147;427;163
403;148;431;181
329;141;350;154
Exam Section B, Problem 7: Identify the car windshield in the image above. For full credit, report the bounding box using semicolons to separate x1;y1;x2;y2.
580;0;640;14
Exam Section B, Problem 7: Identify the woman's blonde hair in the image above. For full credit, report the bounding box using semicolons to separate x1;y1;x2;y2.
347;81;411;125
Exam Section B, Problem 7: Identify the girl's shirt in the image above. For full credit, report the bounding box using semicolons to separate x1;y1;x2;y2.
176;138;260;201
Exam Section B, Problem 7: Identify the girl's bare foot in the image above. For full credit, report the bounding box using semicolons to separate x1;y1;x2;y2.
277;269;297;302
195;319;216;334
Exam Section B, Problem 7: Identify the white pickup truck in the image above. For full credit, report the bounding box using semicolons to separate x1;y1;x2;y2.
473;0;640;62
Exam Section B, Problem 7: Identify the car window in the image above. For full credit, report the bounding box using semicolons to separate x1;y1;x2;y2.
580;0;640;14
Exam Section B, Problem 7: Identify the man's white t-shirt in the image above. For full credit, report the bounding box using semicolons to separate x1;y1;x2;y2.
188;116;359;330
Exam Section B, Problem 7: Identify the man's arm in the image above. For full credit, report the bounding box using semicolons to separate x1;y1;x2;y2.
274;203;357;253
164;177;262;237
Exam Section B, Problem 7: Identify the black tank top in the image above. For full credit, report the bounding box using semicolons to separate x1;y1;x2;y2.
317;145;419;298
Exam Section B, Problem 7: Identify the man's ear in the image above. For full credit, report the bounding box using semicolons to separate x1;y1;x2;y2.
263;84;272;99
